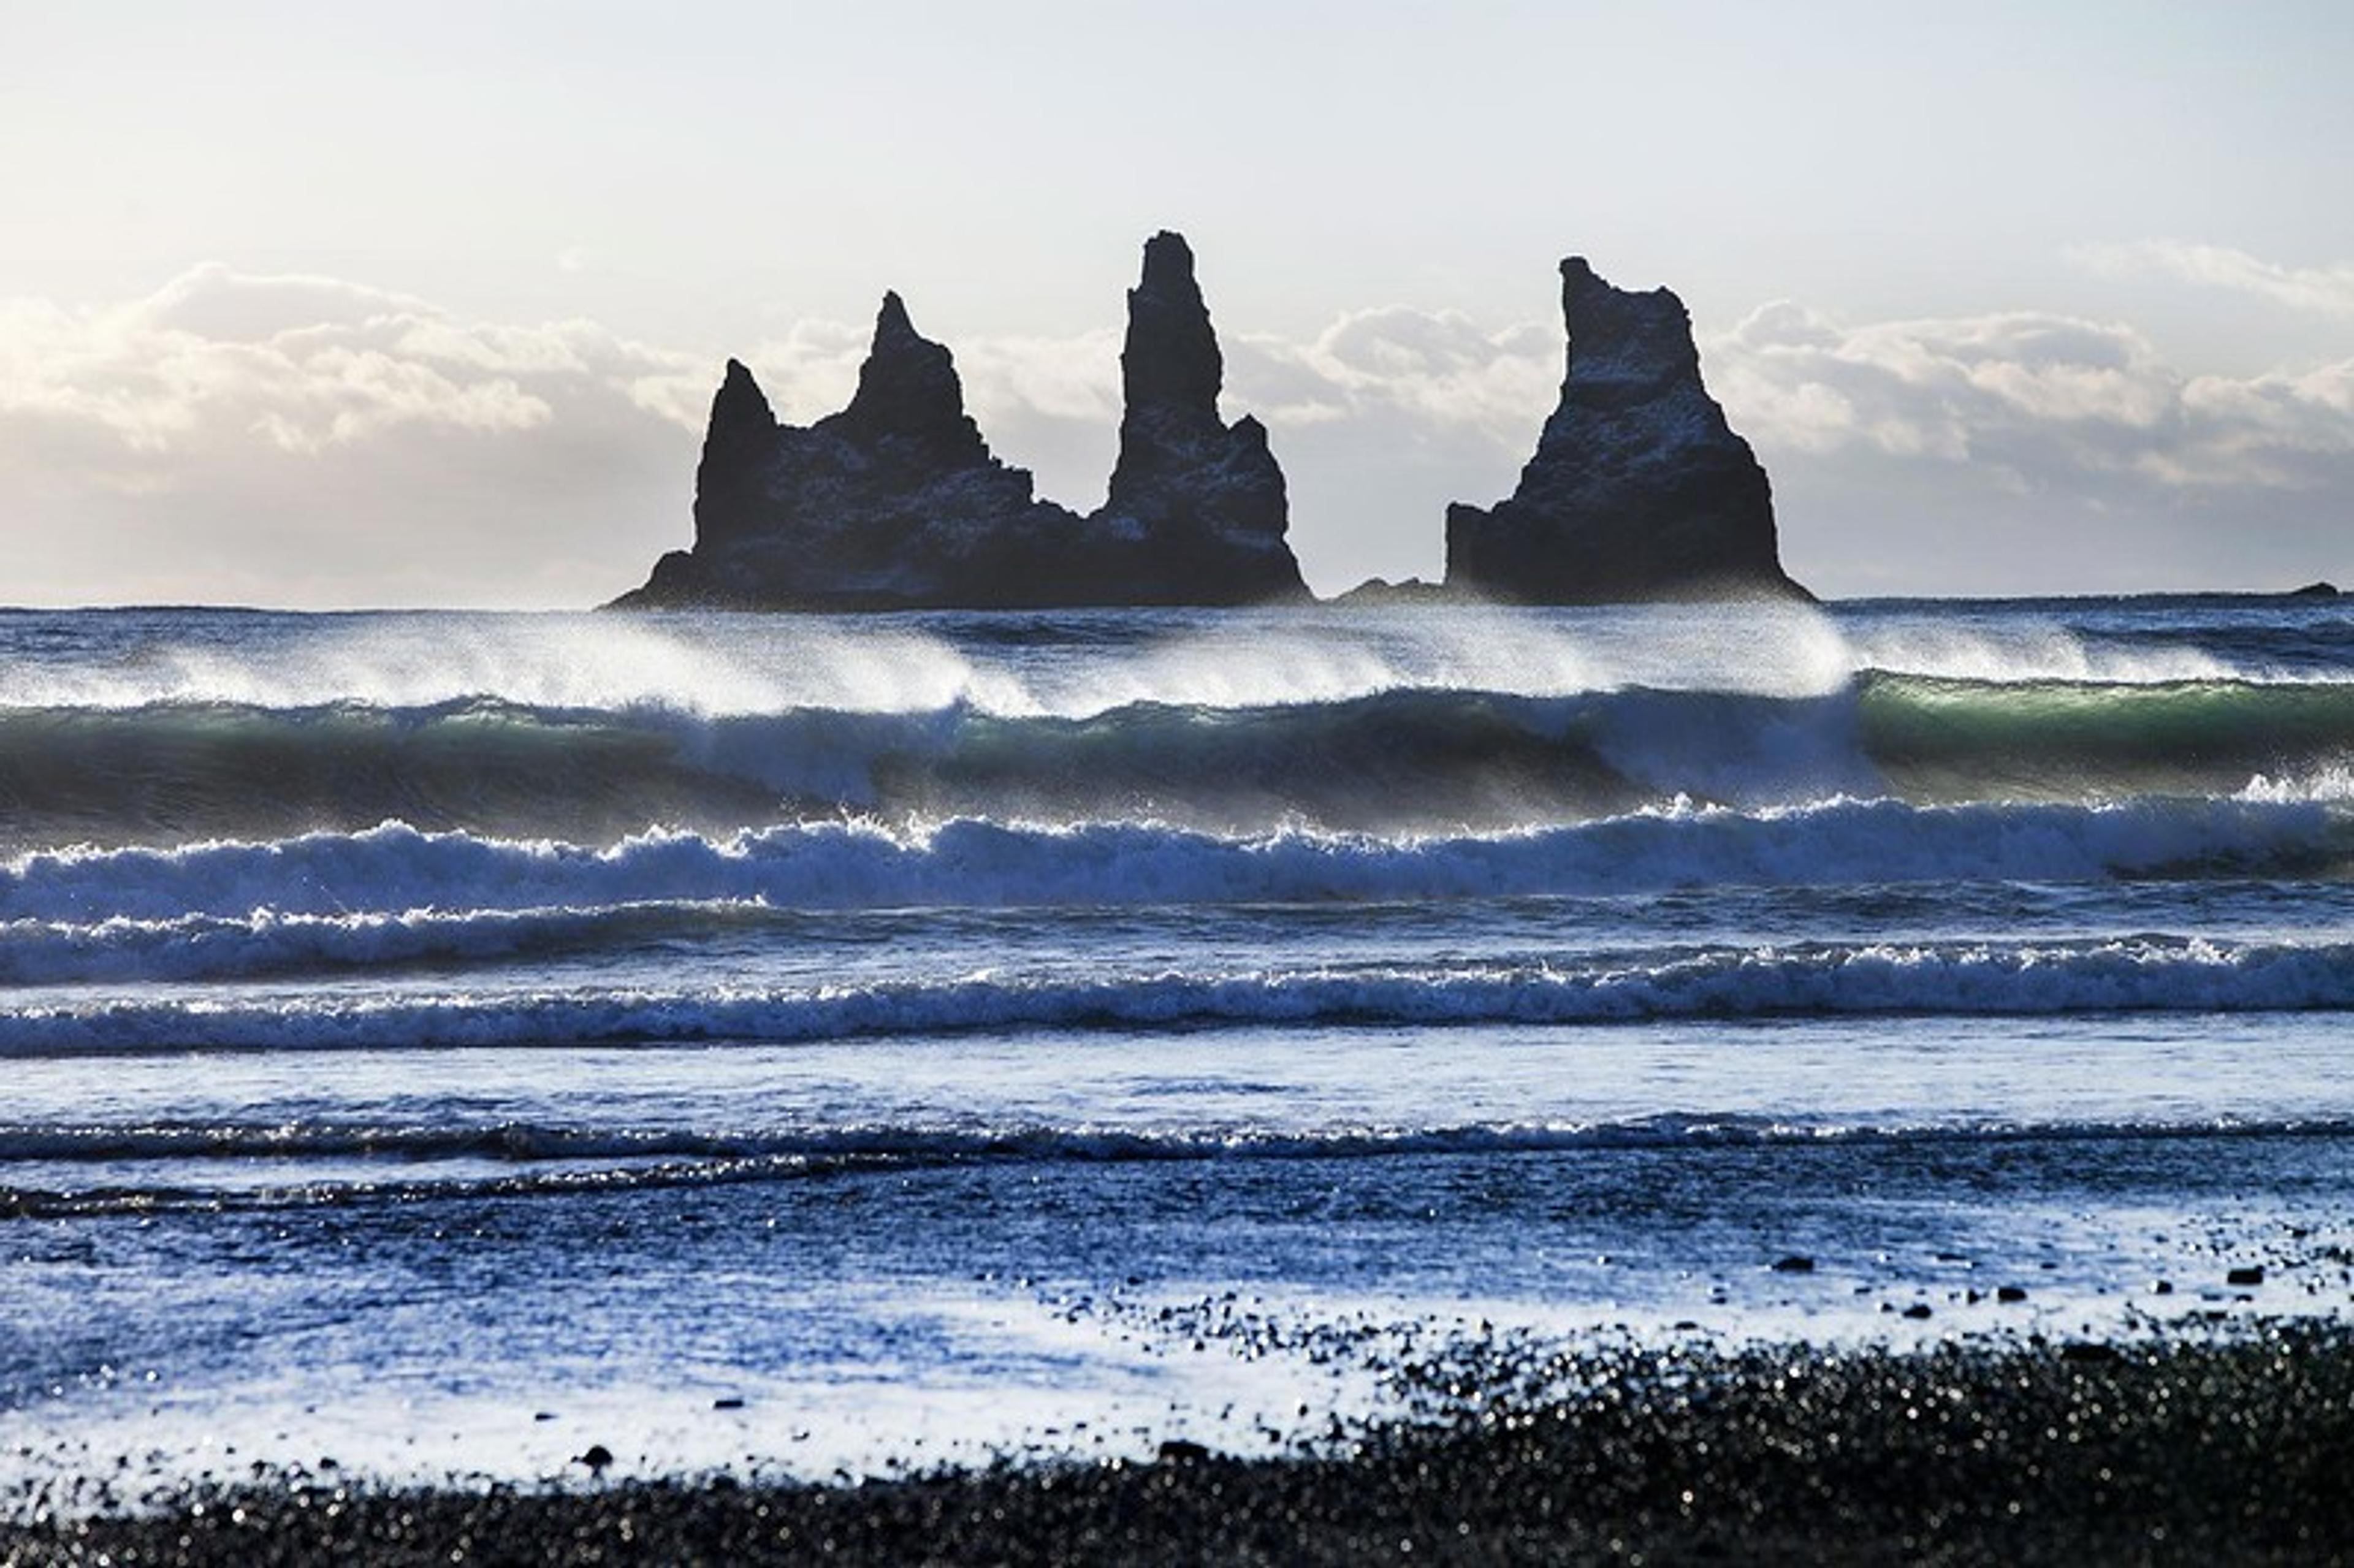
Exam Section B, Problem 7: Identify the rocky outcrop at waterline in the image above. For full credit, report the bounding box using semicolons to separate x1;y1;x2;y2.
612;242;1813;611
610;234;1308;611
1444;257;1806;604
1091;232;1305;604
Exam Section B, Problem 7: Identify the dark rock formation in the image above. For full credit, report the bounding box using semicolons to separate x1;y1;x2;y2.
611;236;1306;611
1446;257;1806;603
615;292;1090;610
1094;232;1305;603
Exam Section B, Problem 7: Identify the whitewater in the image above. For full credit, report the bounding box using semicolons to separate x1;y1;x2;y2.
4;596;2352;1499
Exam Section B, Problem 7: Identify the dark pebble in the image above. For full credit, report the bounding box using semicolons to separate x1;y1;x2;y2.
1770;1255;1816;1273
1996;1286;2028;1303
2226;1266;2265;1287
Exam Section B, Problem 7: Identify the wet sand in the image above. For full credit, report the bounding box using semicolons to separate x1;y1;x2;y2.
7;1320;2349;1565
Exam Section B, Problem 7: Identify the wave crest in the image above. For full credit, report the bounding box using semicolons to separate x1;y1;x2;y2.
7;672;2352;848
1;935;2347;1056
1;793;2343;942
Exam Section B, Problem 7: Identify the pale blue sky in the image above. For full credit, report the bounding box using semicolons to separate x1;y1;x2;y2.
4;1;2350;603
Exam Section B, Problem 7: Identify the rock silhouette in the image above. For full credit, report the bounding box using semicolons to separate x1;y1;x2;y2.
612;235;1306;610
1094;232;1303;603
1445;257;1805;603
615;243;1809;611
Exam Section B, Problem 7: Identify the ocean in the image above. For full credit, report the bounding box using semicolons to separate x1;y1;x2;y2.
3;595;2352;1499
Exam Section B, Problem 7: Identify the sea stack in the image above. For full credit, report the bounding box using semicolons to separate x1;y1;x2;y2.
1445;257;1805;603
610;234;1306;610
1092;232;1306;603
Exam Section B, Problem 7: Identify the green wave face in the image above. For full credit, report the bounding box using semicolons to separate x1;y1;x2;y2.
0;702;778;850
0;692;1648;850
1861;675;2354;802
6;672;2352;853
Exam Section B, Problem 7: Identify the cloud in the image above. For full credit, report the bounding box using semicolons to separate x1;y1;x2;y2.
1704;302;2354;592
1707;301;2354;489
1213;311;1561;588
1233;308;1558;438
2071;240;2354;321
0;265;708;606
132;264;442;342
0;266;707;459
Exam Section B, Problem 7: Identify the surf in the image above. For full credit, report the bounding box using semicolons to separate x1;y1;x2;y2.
2;792;2345;941
1;934;2349;1057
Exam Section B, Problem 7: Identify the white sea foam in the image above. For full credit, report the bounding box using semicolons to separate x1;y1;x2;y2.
0;937;2345;1056
0;793;2338;934
2239;764;2354;804
5;603;2338;758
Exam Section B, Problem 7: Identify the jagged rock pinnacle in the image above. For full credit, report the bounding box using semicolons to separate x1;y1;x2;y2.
1119;231;1223;424
1444;256;1805;603
689;359;780;555
1099;231;1306;603
836;292;988;468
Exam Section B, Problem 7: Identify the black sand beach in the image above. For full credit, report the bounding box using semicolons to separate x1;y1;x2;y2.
9;1320;2350;1566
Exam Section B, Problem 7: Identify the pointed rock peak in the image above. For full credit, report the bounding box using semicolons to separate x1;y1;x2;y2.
839;291;986;461
1138;231;1202;301
715;357;773;418
704;357;776;451
873;290;916;346
1121;230;1222;421
690;358;780;554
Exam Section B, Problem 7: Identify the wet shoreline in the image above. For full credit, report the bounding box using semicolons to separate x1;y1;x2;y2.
9;1320;2349;1565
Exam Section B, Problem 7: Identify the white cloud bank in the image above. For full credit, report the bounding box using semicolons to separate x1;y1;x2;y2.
2070;240;2354;323
1705;300;2354;592
0;265;707;606
1713;303;2354;485
1;257;2348;605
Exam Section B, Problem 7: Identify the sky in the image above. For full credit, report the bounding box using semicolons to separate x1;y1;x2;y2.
4;0;2351;606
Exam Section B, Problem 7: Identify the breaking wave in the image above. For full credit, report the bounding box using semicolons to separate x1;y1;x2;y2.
1;791;2345;946
1864;674;2354;801
1;935;2347;1056
4;672;2353;848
